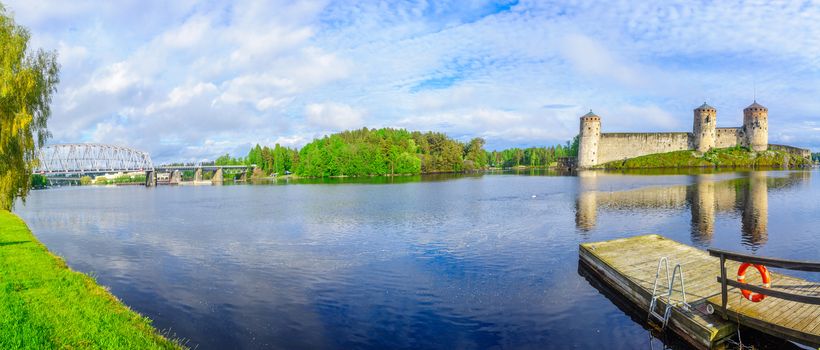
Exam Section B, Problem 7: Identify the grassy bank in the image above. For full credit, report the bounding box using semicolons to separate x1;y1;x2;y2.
601;147;812;169
0;211;182;349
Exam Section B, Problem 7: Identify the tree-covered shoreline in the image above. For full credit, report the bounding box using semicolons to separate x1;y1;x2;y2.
217;128;578;178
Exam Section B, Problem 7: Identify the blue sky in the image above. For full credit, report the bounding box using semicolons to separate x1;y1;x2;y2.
5;0;820;163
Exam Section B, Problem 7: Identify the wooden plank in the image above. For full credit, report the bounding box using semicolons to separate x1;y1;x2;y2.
782;300;818;330
579;235;735;349
706;272;820;347
810;313;820;334
581;234;820;349
712;301;820;347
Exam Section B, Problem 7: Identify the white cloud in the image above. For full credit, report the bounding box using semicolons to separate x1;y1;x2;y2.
5;0;820;163
602;104;681;131
146;82;218;114
159;15;211;49
305;102;365;131
255;97;293;111
560;34;648;88
89;61;140;94
56;41;89;67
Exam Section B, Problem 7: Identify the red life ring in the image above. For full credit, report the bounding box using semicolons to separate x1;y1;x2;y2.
737;263;770;302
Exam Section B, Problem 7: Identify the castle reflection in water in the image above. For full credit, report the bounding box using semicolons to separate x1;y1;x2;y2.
575;171;812;248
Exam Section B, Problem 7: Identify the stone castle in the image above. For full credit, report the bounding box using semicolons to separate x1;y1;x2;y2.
575;171;811;243
576;101;809;168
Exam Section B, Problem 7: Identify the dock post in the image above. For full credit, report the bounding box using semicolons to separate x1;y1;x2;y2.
719;254;727;319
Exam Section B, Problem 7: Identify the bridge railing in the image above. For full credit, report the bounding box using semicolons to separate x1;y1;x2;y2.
708;248;820;318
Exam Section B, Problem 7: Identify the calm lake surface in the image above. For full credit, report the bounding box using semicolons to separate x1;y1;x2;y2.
14;169;820;349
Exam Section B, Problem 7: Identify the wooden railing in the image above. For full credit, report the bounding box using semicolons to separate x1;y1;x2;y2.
707;248;820;318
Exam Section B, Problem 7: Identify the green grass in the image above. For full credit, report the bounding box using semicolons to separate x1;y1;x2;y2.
601;147;812;169
0;210;183;349
94;174;147;185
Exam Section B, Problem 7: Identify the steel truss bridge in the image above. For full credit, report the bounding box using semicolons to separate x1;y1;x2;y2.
34;144;252;186
35;144;154;175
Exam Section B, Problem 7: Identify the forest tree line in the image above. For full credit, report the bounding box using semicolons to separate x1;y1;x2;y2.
488;136;579;168
215;128;578;177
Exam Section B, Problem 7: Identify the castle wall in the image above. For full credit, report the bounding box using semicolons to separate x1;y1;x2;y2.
597;132;692;165
597;186;689;209
768;144;812;159
574;102;790;168
715;127;743;148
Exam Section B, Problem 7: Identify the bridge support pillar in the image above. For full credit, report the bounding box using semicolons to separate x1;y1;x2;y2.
194;168;203;182
145;170;157;187
170;170;181;184
212;167;224;184
238;170;247;182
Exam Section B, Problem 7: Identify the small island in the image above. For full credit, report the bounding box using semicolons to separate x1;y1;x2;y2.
599;146;811;169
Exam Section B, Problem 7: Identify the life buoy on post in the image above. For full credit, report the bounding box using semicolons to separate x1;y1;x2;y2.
737;263;770;302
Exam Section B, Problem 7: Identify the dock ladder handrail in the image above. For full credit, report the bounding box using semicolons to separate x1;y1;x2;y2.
707;248;820;319
648;257;692;329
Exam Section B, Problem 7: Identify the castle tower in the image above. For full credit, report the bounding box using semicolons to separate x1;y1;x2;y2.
743;101;768;151
693;103;716;153
575;170;598;232
577;110;601;168
689;174;715;244
742;171;768;247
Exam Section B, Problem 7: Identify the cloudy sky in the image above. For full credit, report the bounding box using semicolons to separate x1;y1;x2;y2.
5;0;820;163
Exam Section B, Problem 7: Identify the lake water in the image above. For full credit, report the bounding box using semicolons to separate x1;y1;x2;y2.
14;169;820;349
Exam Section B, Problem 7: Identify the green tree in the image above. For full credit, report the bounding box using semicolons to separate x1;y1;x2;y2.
569;135;580;157
0;7;59;210
30;173;47;188
514;148;524;166
464;137;487;169
287;128;467;177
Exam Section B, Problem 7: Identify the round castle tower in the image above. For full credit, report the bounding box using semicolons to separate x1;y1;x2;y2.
578;110;601;168
693;103;716;153
743;101;768;152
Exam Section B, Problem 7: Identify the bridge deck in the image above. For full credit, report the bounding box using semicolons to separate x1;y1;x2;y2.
579;235;819;349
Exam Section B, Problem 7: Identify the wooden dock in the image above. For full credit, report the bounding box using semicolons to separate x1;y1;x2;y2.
579;234;820;349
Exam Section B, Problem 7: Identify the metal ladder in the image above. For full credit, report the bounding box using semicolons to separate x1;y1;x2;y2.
648;257;692;330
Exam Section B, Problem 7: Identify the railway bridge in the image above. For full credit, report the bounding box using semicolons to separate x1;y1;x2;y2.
34;144;253;186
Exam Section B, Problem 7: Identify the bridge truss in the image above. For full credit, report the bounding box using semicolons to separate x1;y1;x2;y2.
35;144;154;175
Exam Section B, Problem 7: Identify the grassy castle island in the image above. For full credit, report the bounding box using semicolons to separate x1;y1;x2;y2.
577;101;812;169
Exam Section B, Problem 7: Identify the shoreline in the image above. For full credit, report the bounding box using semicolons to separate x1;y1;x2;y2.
0;210;182;349
595;147;812;170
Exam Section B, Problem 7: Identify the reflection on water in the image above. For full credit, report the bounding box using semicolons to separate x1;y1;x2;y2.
576;171;810;248
13;169;819;349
